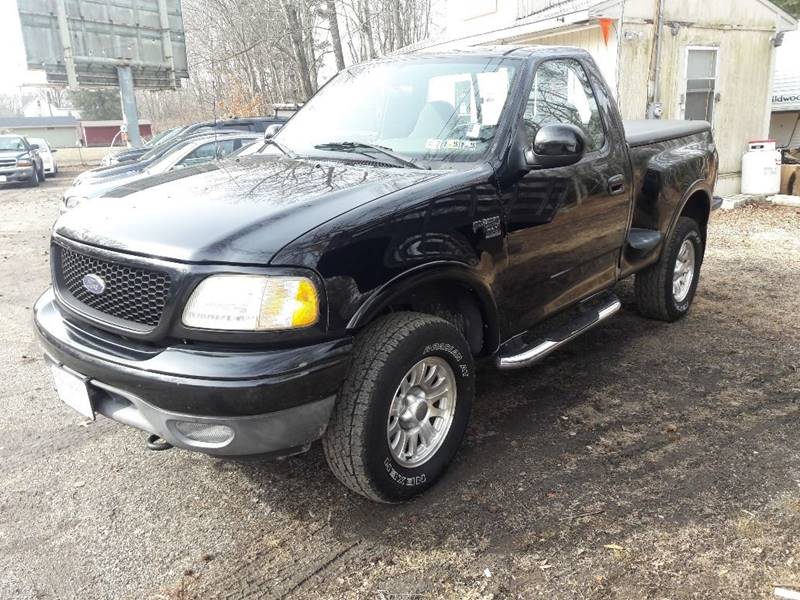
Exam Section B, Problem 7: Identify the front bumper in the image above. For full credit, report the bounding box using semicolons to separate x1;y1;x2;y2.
0;166;34;182
34;289;352;456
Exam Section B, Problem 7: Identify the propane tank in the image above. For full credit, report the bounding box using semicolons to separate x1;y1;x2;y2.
741;140;781;195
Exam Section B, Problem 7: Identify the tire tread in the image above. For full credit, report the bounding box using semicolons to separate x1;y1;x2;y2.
635;216;701;321
323;312;455;503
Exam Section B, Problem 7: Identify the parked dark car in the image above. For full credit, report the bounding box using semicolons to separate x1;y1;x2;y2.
35;46;720;503
0;134;45;186
99;126;182;166
102;117;289;166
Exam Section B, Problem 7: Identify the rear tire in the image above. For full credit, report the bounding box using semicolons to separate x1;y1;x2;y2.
323;312;475;503
635;216;703;321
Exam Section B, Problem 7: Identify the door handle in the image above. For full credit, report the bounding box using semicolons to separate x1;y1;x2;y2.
607;174;626;196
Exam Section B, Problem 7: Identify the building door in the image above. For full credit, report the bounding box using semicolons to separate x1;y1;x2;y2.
683;47;719;123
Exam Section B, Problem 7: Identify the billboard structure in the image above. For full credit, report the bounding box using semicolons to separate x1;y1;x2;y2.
17;0;189;146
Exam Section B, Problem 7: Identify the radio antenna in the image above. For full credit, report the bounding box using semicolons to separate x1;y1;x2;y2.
211;27;219;146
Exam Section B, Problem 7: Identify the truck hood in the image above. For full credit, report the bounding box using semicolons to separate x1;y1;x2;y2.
0;150;26;160
55;156;443;265
67;168;151;200
75;160;148;183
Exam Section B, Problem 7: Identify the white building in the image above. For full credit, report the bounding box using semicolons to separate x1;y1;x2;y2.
418;0;797;195
21;96;79;119
22;98;78;119
769;25;800;148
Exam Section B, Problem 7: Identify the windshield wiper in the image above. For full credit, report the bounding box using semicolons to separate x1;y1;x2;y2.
314;141;423;169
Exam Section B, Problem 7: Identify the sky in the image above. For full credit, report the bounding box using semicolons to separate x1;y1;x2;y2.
0;0;46;94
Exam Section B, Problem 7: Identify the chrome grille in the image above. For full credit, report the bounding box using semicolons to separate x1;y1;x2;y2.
57;245;171;327
0;158;16;168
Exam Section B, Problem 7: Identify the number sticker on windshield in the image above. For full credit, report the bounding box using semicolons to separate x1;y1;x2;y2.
425;139;478;151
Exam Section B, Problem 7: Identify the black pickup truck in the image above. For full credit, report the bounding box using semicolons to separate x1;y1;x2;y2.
35;46;719;502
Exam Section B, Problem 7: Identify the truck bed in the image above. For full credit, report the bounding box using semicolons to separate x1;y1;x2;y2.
624;120;712;147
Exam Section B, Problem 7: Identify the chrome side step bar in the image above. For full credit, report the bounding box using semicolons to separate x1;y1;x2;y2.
495;291;622;370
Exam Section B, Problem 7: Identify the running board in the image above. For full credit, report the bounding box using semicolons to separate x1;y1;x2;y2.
495;291;622;370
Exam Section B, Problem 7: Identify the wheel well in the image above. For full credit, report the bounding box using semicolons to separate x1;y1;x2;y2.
378;282;488;356
680;190;711;243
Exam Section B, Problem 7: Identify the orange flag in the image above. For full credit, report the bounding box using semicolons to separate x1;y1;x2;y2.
599;17;614;46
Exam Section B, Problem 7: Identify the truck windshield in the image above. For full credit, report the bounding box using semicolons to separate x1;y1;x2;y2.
0;136;26;151
269;57;520;165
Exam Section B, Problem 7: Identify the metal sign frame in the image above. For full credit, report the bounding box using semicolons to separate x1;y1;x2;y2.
17;0;188;90
17;0;189;147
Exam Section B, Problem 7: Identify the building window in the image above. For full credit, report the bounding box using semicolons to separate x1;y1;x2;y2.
685;48;718;122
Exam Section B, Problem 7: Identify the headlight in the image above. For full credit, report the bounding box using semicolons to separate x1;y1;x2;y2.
16;158;33;167
63;195;87;210
182;274;319;331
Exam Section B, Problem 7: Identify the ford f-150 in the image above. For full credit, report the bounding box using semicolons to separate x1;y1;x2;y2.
34;46;719;502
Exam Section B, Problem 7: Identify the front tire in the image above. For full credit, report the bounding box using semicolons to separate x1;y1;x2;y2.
28;167;40;187
323;312;475;503
635;216;704;321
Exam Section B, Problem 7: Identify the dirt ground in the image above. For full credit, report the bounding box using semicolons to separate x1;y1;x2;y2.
0;175;798;600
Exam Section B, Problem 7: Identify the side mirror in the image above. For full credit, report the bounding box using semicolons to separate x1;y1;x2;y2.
30;143;39;150
264;123;283;140
525;124;586;169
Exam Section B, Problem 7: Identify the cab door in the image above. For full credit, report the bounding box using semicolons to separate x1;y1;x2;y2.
499;57;631;333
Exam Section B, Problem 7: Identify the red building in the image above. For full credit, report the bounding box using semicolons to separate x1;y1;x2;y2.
81;120;153;147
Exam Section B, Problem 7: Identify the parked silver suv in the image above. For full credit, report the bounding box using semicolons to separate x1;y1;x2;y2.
0;135;45;187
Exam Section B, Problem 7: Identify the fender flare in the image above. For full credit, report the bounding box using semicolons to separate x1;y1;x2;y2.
346;261;501;356
665;179;713;242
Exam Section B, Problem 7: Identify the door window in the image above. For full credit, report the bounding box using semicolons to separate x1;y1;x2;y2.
684;48;717;122
178;139;238;167
525;59;606;152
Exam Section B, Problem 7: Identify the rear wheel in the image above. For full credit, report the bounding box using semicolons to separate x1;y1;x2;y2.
635;216;704;321
323;312;475;502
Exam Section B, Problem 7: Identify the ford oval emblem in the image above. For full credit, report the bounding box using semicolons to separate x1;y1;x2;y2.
82;273;106;295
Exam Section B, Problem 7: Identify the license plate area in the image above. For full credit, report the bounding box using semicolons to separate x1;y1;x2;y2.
50;365;95;420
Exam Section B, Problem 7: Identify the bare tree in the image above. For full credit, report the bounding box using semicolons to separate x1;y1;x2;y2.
0;94;23;118
136;0;437;126
280;0;317;99
324;0;346;72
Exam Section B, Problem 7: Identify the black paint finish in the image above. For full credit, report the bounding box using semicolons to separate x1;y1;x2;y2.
39;45;718;420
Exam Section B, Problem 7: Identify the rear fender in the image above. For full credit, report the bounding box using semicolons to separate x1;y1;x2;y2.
666;181;712;244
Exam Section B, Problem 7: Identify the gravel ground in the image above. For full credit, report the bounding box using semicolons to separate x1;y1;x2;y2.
0;177;798;600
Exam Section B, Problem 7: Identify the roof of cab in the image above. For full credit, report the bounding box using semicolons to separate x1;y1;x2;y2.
407;44;589;60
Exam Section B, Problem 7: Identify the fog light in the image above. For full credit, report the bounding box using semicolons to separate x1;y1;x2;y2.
172;421;234;445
